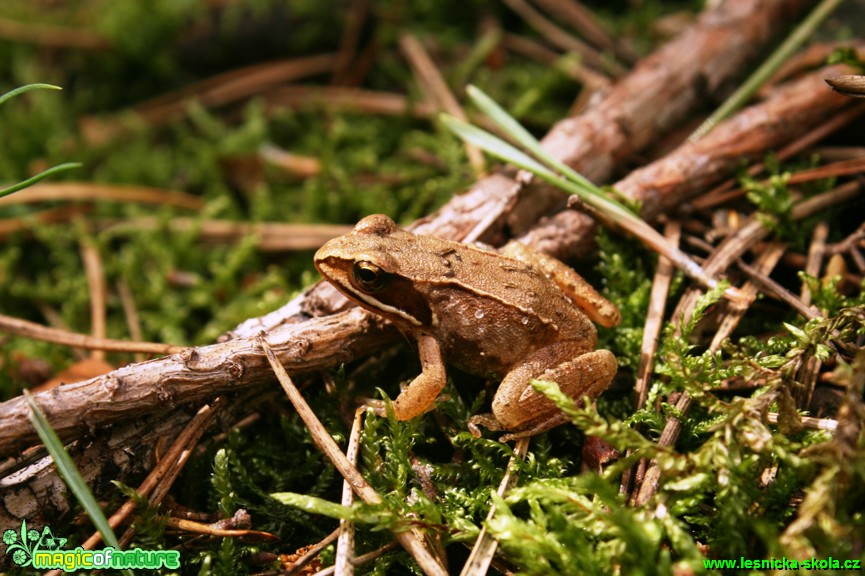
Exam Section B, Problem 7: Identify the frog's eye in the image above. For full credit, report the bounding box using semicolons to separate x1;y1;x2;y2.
352;261;388;292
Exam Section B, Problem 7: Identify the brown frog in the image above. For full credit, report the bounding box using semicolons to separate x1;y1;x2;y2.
314;214;620;441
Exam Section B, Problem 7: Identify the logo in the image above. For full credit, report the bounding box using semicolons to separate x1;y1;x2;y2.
3;520;180;571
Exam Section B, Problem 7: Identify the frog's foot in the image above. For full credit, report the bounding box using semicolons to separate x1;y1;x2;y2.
491;346;617;438
467;413;504;437
358;395;449;418
497;412;570;443
468;412;570;442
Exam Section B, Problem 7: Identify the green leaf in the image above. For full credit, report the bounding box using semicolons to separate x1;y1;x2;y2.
783;322;808;342
0;83;61;107
23;391;134;576
0;163;82;199
272;492;354;520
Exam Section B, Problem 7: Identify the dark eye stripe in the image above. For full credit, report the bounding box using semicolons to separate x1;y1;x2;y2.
374;275;433;326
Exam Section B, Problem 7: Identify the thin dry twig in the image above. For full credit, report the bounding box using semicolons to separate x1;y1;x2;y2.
335;408;366;576
164;516;277;541
635;221;681;410
631;182;862;506
260;338;447;576
80;240;107;362
0;182;204;211
710;243;787;350
117;279;146;363
81;54;338;143
0;17;110;50
399;33;486;176
95;218;353;252
502;33;610;91
286;528;340;576
83;397;225;550
801;221;829;306
620;222;679;498
262;85;437;118
0;313;185;355
331;0;371;86
529;0;637;64
501;0;619;76
460;437;530;576
313;542;400;576
737;258;820;321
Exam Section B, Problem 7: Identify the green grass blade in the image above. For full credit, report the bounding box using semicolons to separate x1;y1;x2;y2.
0;162;82;199
442;111;722;292
23;391;134;576
0;83;61;106
466;84;629;209
440;114;555;178
688;0;844;141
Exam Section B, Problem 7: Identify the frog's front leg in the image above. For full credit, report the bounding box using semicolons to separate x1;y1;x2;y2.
469;341;617;441
392;333;447;420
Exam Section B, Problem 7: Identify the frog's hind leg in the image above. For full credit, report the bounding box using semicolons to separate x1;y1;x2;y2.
472;342;617;441
502;241;621;328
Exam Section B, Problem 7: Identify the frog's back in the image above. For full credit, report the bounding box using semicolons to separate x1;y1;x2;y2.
415;235;570;312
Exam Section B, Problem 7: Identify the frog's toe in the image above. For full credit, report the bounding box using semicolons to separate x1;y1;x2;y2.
467;413;504;437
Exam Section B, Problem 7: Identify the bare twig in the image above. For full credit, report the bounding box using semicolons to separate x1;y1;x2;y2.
84;397;225;550
0;17;110;50
335;408;366;576
502;0;619;76
313;542;400;576
801;222;829;306
0;313;184;355
399;33;486;175
0;182;204;211
460;437;530;576
737;259;821;321
286;528;340;576
260;338;447;576
80;240;107;362
530;0;637;63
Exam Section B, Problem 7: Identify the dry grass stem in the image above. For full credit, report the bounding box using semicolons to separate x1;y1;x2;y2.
801;221;829;306
710;243;786;350
263;85;437;118
399;33;486;175
335;408;366;576
81;397;225;550
0;182;204;210
530;0;637;64
0;313;185;355
460;437;530;576
260;338;447;576
501;0;617;76
313;542;400;576
286;528;340;576
0;16;110;50
80;240;107;362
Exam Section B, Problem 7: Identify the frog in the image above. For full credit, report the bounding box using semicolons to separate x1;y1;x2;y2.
313;214;620;441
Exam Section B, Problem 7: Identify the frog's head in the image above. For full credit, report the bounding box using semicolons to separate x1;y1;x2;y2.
314;214;433;328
